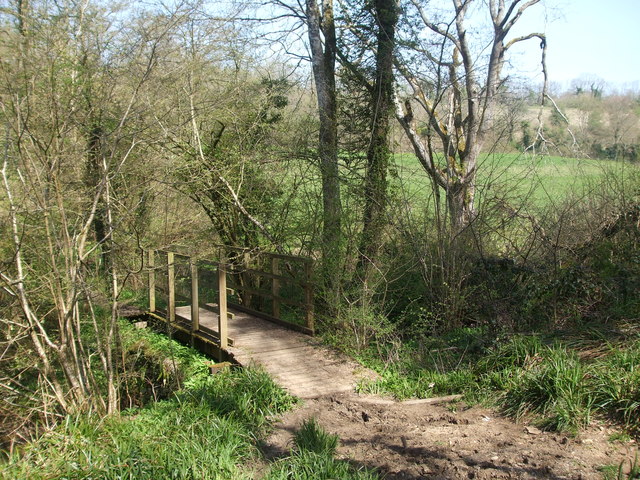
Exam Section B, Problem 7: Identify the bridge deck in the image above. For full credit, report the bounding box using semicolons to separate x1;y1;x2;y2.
174;306;376;399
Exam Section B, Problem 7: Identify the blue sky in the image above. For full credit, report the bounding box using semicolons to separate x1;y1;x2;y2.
509;0;640;91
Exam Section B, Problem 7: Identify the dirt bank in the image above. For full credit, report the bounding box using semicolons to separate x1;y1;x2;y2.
262;393;638;479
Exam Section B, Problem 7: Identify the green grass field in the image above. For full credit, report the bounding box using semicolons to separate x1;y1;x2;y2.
391;152;636;209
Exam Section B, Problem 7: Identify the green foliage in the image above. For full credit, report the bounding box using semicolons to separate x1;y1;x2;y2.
1;327;296;480
589;343;640;431
322;303;397;355
359;365;476;400
498;346;593;432
355;328;487;400
476;335;544;373
184;367;298;436
265;450;379;480
118;320;211;407
520;121;532;151
357;327;640;435
609;432;633;443
479;336;640;434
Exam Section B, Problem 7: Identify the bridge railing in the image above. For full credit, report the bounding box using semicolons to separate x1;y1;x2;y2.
145;247;314;350
219;246;314;335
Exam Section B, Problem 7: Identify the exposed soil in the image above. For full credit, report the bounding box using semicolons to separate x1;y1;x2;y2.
261;393;639;479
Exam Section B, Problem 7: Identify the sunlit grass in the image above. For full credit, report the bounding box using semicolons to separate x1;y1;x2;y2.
265;418;379;480
357;328;640;435
0;325;297;480
392;152;630;208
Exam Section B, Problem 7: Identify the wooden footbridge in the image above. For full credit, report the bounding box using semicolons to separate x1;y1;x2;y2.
144;247;373;399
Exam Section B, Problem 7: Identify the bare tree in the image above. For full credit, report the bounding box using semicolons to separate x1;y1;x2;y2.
0;0;180;418
395;0;547;231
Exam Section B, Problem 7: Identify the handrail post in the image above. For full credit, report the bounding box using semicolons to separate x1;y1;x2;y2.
272;257;280;319
190;258;199;333
167;252;175;324
148;249;155;313
304;261;314;334
242;251;252;308
218;262;228;349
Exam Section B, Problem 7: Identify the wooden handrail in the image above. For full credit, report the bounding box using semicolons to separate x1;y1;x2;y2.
190;259;199;333
145;247;314;337
211;244;313;264
218;262;228;349
148;250;155;313
167;252;175;325
229;284;308;309
226;265;312;286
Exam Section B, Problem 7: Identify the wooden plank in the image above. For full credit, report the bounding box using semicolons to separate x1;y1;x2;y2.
237;344;314;355
228;265;311;286
157;249;190;259
228;303;313;336
172;310;236;347
156;302;378;400
214;244;312;263
218;263;228;349
261;251;313;263
167;252;175;324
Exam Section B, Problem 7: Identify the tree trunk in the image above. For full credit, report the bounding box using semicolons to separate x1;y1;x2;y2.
396;0;544;235
447;181;475;231
358;0;398;283
86;121;111;271
306;0;342;301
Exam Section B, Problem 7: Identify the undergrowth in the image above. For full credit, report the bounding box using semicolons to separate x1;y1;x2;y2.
601;453;640;480
356;326;640;435
0;322;300;480
1;320;382;479
118;320;210;407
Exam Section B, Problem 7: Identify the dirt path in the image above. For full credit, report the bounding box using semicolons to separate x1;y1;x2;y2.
262;393;638;479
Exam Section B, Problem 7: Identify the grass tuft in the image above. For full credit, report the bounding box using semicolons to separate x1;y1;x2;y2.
498;346;593;432
265;419;378;480
265;450;379;480
601;453;640;480
293;418;338;455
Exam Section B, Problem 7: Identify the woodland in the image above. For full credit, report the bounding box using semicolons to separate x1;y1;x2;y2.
0;0;639;478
